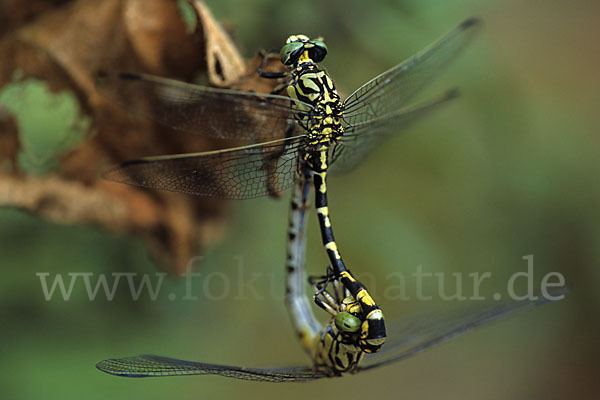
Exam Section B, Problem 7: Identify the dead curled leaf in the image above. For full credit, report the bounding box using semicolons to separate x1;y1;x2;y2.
0;0;289;273
191;0;246;87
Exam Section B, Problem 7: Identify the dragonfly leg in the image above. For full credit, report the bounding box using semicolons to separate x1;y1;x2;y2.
309;268;341;314
312;294;338;317
308;265;335;293
258;51;288;79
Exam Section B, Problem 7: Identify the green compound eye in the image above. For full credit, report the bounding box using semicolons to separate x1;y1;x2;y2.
312;40;326;48
335;312;361;333
280;42;304;65
309;40;328;62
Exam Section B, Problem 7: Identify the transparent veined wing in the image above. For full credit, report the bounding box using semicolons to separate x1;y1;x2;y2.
359;287;567;371
96;73;316;141
105;135;306;199
329;89;458;174
342;17;481;127
96;354;327;382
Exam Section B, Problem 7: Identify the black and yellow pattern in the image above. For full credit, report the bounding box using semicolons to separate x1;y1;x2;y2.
94;18;559;381
102;19;484;353
103;19;482;199
309;271;372;374
277;33;387;352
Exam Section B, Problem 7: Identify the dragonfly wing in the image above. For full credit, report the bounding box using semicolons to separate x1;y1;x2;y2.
97;73;314;141
342;18;480;126
96;354;327;382
105;136;304;199
359;288;567;371
330;89;458;174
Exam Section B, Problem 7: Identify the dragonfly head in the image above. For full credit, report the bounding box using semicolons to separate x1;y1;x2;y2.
339;296;386;353
280;35;328;66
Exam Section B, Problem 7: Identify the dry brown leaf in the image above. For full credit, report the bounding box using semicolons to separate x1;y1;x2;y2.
192;0;246;86
0;0;73;36
0;0;289;274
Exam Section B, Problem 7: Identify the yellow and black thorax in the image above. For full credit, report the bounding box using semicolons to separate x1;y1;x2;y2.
280;34;344;166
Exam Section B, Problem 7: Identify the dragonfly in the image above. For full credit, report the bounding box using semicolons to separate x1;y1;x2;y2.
96;171;567;381
101;18;482;353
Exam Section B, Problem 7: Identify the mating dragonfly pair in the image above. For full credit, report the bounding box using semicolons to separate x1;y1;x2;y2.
96;18;562;381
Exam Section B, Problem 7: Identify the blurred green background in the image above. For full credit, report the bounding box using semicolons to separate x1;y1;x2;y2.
1;0;598;399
